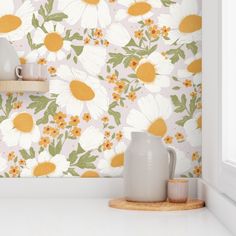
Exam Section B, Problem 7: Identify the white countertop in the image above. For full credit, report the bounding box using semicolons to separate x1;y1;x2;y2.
0;198;232;236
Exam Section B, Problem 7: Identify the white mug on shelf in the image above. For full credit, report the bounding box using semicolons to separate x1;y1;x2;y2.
16;63;48;81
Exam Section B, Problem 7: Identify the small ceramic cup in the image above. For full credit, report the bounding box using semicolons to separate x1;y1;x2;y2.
168;179;188;203
15;63;48;81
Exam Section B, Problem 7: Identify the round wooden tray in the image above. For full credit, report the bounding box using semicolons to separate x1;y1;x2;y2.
109;198;205;211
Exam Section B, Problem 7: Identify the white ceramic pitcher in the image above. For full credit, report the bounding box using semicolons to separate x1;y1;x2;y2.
0;38;19;80
124;132;177;202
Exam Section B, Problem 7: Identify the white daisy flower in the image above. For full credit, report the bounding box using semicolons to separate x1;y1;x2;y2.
158;0;201;44
135;52;174;92
0;112;40;149
0;0;34;41
21;151;70;177
116;0;161;23
58;0;111;28
78;44;106;76
184;112;202;147
28;22;71;62
178;53;202;85
98;142;127;177
124;94;172;139
169;146;191;176
79;126;104;151
105;23;131;47
50;65;109;119
0;156;7;172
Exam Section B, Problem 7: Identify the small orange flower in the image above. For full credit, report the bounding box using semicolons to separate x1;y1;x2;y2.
19;57;26;65
18;159;26;166
197;102;202;109
129;58;139;70
50;128;60;138
6;92;13;97
43;126;52;135
190;91;197;97
94;28;103;38
134;30;143;39
9;166;20;177
112;93;121;101
161;26;171;37
54;112;66;124
8;152;15;161
103;40;109;47
102;116;109;123
69;116;80;126
183;79;192;88
48;66;57;74
127;91;137;101
84;37;90;44
144;18;153;25
164;136;173;144
94;40;99;45
37;58;47;65
83;113;91;122
39;137;50;148
71;127;81;137
193;165;202;177
175;132;184;141
149;25;160;38
57;121;67;129
104;130;111;138
13;101;22;109
192;152;200;161
107;74;117;83
114;81;126;93
103;140;113;151
116;131;123;141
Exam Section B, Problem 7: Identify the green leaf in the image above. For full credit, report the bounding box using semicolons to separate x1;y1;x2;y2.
75;152;97;169
46;13;68;22
175;106;185;113
69;151;78;164
181;94;187;106
5;95;13;116
32;14;39;28
29;147;35;158
71;45;83;56
108;103;121;125
125;38;138;47
67;168;79;176
38;5;46;19
0;116;6;122
166;48;185;64
20;149;34;160
148;45;157;55
27;95;51;114
172;86;180;90
176;116;191;126
49;144;56;156
45;0;54;14
186;41;198;55
108;53;125;68
189;96;197;114
161;0;176;7
171;95;181;106
36;101;58;125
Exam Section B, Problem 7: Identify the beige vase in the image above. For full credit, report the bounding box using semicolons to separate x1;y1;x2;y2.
0;38;19;80
124;132;177;202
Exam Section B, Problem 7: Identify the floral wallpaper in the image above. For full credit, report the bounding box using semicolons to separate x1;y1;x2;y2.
0;0;202;178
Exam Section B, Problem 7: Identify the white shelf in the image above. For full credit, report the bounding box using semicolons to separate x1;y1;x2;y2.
0;80;49;93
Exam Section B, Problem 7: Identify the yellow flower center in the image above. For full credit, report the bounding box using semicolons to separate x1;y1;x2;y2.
19;57;26;65
179;15;202;33
128;2;152;16
44;33;63;52
111;153;124;167
136;62;156;83
83;0;100;4
13;113;34;133
81;171;100;178
148;118;167;137
0;15;22;33
197;116;202;129
33;162;56;177
187;58;202;74
70;80;95;101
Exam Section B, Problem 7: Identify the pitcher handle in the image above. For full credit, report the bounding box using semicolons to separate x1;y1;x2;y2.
167;147;177;179
15;65;23;80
